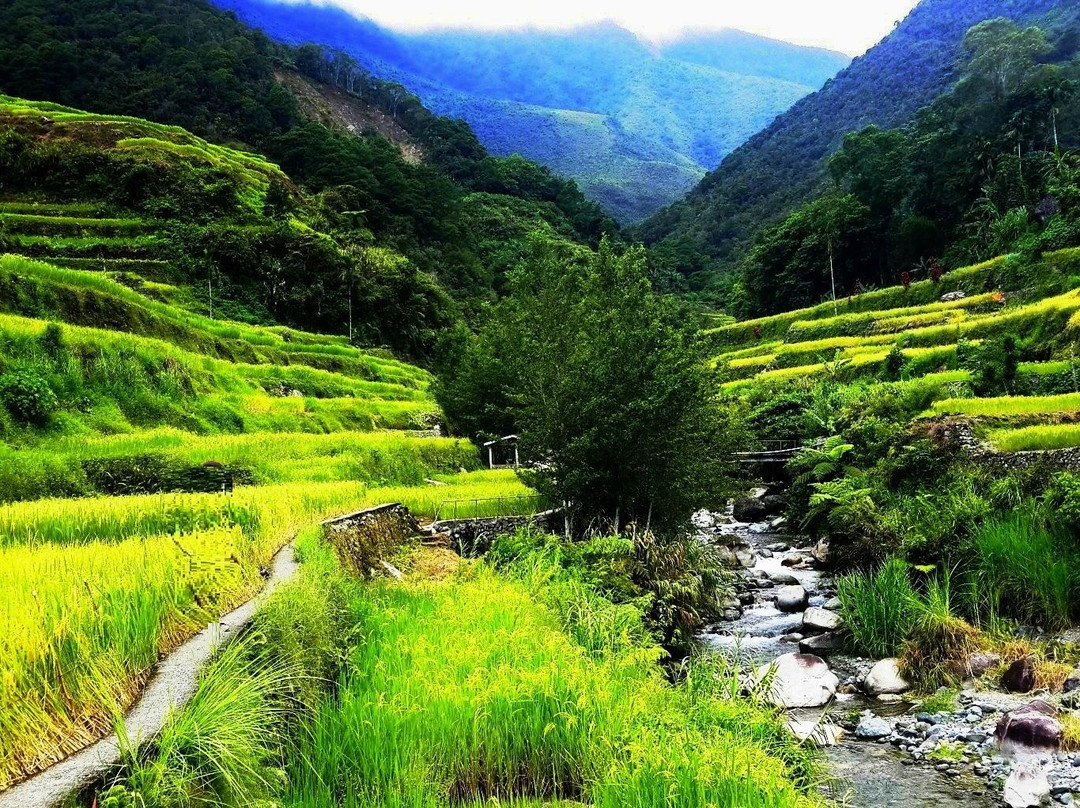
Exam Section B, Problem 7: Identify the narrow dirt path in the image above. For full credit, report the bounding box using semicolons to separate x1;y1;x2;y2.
0;542;300;808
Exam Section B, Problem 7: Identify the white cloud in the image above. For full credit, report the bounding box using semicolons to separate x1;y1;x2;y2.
300;0;922;55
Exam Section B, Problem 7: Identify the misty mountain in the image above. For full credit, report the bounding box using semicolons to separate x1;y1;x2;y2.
211;0;850;221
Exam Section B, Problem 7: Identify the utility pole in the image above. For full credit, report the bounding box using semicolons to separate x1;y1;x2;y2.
828;237;838;316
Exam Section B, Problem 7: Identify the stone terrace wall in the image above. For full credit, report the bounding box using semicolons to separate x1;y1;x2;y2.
322;504;419;577
434;510;563;557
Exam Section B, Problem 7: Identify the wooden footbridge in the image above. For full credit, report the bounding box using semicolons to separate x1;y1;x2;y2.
733;439;824;465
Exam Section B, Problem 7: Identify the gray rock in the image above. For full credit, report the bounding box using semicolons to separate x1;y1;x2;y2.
967;652;1003;678
823;596;842;611
1064;667;1080;694
855;714;892;740
754;653;839;709
775;585;809;612
863;659;911;696
769;571;800;586
800;633;842;655
733;497;769;523
803;607;843;632
1004;762;1051;808
766;542;790;552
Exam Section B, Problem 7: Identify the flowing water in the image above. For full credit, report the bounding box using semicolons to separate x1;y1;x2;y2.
700;516;994;808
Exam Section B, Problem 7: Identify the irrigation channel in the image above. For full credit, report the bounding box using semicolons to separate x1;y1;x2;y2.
697;501;999;807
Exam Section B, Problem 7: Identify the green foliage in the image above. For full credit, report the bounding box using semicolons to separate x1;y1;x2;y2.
491;528;729;652
283;561;820;808
837;558;918;658
971;513;1080;629
438;237;740;532
638;4;1080;304
0;369;58;424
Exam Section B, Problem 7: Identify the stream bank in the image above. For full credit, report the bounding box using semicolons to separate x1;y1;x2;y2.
696;494;1080;808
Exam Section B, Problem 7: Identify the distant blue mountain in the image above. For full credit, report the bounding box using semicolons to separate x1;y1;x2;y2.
211;0;850;221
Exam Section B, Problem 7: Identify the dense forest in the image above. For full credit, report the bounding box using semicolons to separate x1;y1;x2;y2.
636;0;1080;307
734;17;1080;314
0;0;617;355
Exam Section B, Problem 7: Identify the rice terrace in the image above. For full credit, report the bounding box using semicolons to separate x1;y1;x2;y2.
5;1;1080;807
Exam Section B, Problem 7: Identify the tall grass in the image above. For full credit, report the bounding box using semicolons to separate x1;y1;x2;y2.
931;392;1080;418
0;471;536;788
836;558;917;658
286;565;821;808
989;423;1080;452
971;514;1080;629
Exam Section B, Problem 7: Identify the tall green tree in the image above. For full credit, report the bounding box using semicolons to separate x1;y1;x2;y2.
436;236;739;533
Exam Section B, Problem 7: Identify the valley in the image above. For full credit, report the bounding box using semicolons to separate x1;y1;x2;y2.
4;0;1080;807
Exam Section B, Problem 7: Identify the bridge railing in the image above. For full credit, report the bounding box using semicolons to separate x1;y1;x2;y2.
433;494;550;522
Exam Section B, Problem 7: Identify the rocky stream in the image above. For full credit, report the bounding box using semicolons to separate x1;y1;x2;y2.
695;490;1080;808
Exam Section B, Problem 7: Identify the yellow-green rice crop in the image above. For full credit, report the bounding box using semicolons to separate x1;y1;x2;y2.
929;392;1080;418
0;470;536;787
287;564;822;808
989;423;1080;452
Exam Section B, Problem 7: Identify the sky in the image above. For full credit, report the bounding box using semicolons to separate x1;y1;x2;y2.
293;0;924;56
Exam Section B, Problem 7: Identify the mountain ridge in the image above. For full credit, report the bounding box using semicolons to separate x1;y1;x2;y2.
209;0;850;221
635;0;1080;293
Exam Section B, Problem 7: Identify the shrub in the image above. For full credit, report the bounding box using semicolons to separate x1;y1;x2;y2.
0;370;59;424
900;570;981;690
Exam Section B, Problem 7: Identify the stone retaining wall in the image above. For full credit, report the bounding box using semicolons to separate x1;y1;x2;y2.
434;510;564;557
322;504;419;576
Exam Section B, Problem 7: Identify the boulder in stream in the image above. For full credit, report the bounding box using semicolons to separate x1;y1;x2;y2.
755;653;839;709
799;633;842;655
1064;666;1080;694
786;719;843;746
1003;761;1051;807
995;700;1063;755
854;713;892;740
802;607;842;632
733;497;769;523
863;658;910;696
775;585;808;612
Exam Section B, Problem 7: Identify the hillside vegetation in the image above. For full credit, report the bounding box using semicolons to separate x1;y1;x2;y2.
0;0;618;342
638;0;1080;302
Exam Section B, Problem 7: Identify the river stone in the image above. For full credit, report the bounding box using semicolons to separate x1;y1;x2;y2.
775;585;808;612
735;548;757;568
1004;762;1052;807
760;494;786;515
755;653;839;709
769;571;800;586
855;714;892;740
786;719;843;746
863;658;911;696
995;700;1063;755
691;509;717;530
1064;667;1080;694
823;596;842;611
1002;657;1036;694
802;607;843;632
799;633;842;655
811;539;830;564
967;651;1003;678
733;497;769;523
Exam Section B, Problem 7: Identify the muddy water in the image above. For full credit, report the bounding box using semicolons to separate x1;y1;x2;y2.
700;518;993;808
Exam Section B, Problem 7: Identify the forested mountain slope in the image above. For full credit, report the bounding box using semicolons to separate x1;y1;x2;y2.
0;0;617;353
636;0;1080;294
209;0;850;222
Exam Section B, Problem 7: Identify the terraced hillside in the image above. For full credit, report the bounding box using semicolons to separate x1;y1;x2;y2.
0;109;544;788
714;250;1080;411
